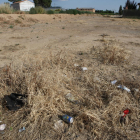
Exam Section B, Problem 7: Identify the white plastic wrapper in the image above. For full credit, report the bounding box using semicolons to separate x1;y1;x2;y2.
74;64;79;67
117;85;130;92
81;67;88;71
0;124;6;131
111;80;117;85
54;120;64;130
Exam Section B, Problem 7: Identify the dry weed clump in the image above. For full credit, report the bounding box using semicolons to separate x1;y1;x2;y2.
92;41;131;65
0;52;139;140
0;4;14;14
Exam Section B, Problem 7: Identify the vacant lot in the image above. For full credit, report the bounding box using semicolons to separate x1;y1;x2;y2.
0;14;140;140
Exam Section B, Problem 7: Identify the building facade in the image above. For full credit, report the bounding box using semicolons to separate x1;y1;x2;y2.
11;0;35;11
76;8;95;13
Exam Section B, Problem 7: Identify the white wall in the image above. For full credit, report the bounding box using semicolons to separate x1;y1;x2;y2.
20;1;35;11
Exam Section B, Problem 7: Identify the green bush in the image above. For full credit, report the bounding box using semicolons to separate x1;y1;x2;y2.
59;9;92;15
55;9;61;11
95;10;115;15
29;6;46;14
47;10;54;14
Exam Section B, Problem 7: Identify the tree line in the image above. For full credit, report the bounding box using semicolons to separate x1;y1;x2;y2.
119;0;138;15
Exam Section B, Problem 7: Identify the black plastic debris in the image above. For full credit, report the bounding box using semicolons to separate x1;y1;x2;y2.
4;93;26;111
120;116;125;124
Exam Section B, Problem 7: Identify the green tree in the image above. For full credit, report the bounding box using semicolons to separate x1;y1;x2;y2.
33;0;52;8
124;0;137;9
8;0;20;3
119;5;122;15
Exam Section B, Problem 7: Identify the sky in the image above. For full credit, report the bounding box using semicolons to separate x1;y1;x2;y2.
0;0;139;12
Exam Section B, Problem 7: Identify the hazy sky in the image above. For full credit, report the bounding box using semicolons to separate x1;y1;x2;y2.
0;0;139;12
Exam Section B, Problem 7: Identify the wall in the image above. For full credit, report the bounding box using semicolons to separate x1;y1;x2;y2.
77;8;95;13
11;3;20;10
20;1;35;11
123;10;140;17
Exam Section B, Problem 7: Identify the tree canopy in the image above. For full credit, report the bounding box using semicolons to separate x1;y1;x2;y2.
124;0;137;9
8;0;20;3
119;5;122;15
33;0;52;8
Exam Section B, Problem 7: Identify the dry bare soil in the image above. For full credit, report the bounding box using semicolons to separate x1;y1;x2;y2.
0;14;140;140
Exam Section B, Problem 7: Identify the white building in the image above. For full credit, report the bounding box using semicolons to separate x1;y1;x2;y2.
11;0;35;11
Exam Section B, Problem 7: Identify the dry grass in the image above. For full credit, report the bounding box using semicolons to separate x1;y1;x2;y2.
92;41;131;65
0;49;140;139
0;4;26;14
0;4;14;14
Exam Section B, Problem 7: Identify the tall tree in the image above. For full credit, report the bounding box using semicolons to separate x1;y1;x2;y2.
8;0;21;3
119;5;122;15
124;0;137;9
33;0;52;8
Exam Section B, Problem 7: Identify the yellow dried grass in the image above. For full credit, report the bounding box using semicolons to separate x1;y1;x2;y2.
92;41;131;65
0;51;139;140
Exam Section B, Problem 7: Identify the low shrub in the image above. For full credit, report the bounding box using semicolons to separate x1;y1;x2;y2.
47;10;54;14
91;41;131;65
0;4;14;14
29;6;46;14
59;9;92;15
55;9;61;11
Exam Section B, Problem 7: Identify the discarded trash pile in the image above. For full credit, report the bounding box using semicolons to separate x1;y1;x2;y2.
0;52;139;140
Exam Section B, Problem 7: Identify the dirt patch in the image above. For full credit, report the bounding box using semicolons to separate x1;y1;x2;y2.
2;44;25;52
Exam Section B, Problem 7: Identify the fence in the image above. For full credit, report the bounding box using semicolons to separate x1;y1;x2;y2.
123;9;140;17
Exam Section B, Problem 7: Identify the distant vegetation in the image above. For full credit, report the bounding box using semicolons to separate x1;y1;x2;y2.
47;10;54;14
59;9;93;15
0;4;117;15
29;8;93;15
95;10;115;15
124;0;137;10
0;4;14;14
0;4;26;14
29;6;46;14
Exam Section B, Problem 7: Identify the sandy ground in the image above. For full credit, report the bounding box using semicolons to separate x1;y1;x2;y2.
0;14;140;67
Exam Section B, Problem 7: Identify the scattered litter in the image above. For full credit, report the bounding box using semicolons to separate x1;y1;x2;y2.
0;124;6;131
123;109;130;117
19;127;25;132
66;93;79;104
4;93;26;111
120;109;130;124
111;80;117;85
120;116;125;124
134;88;139;92
62;115;73;123
81;67;88;71
74;64;79;67
117;85;130;92
54;120;64;130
